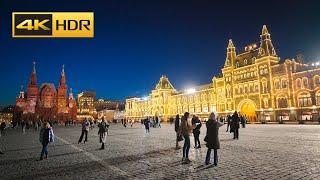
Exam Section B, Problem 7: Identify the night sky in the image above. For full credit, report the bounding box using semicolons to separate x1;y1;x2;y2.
1;0;320;105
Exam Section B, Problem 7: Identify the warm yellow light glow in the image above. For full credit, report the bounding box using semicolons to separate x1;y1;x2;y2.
186;88;196;94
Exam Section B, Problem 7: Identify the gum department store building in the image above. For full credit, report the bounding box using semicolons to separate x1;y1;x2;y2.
125;25;320;122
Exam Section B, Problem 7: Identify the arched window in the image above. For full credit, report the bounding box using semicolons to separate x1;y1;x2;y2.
277;96;288;108
281;79;287;89
317;91;320;105
298;92;312;107
302;78;308;88
236;61;240;68
263;98;269;108
296;78;302;88
262;80;268;93
244;59;248;65
252;57;256;64
274;79;280;89
314;76;320;87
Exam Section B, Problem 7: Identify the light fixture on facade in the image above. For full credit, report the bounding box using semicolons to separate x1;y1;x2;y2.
186;88;196;94
141;96;149;101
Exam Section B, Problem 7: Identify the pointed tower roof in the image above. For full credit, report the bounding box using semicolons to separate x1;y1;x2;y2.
32;61;36;74
258;25;277;57
155;75;175;90
224;39;237;68
261;25;269;35
29;61;37;85
69;88;74;99
59;64;66;87
227;39;235;48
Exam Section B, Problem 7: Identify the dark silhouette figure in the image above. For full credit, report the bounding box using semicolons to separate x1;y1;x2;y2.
191;115;202;148
204;113;223;166
231;111;240;139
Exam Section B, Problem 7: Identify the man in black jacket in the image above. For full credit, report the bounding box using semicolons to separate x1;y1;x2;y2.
231;111;240;139
192;115;202;148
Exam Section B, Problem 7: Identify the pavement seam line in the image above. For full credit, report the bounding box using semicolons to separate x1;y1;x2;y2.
55;135;129;177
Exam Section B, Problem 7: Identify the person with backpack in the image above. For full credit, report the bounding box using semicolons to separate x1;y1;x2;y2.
78;118;90;144
98;117;109;150
39;122;54;160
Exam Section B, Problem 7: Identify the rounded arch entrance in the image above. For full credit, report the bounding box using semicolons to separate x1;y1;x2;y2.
237;99;257;122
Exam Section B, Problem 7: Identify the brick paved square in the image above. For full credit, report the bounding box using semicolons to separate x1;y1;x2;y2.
0;124;320;179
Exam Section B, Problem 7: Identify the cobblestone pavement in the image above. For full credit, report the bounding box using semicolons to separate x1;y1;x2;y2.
0;123;320;179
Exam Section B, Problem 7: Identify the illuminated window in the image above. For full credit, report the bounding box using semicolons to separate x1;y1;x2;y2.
252;57;256;64
296;78;301;88
302;78;308;88
298;92;312;107
244;59;247;65
317;91;320;105
281;79;287;89
277;97;288;108
274;79;280;89
263;99;269;108
314;76;320;86
236;61;240;68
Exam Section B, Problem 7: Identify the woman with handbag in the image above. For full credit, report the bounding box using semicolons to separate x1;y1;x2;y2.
204;112;223;166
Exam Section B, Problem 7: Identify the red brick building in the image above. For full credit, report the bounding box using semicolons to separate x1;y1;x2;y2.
14;62;77;123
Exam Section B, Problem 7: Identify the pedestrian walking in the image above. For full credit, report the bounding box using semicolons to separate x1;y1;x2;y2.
226;115;231;132
175;114;182;149
231;111;240;139
130;120;134;127
98;118;109;150
39;122;54;160
179;112;195;163
191;115;202;148
204;112;223;166
0;122;6;136
144;118;150;133
78;118;90;144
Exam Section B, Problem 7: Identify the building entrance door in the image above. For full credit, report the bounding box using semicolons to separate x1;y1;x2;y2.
239;101;257;122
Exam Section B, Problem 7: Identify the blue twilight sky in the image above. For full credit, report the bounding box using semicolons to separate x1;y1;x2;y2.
1;0;320;105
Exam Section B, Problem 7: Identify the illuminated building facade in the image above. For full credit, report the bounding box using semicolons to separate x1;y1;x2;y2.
77;91;96;115
126;25;320;122
15;63;77;122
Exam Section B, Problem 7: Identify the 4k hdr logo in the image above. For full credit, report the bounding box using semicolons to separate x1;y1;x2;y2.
12;12;94;38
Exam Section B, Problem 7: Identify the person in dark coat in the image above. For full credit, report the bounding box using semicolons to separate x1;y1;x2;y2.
191;115;202;148
98;118;109;150
204;112;223;166
231;111;240;139
39;122;54;160
174;114;181;149
144;118;150;133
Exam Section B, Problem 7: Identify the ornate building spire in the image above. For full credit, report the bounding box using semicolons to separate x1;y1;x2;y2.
59;64;66;86
69;88;74;100
224;39;237;68
30;61;37;85
258;25;277;57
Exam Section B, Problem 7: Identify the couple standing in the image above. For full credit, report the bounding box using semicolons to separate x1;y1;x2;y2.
178;112;223;166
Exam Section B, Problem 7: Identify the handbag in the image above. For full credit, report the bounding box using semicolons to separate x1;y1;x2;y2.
204;135;208;142
177;134;184;141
